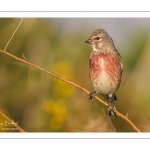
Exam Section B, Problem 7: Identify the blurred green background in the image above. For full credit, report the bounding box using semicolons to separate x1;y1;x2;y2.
0;18;150;132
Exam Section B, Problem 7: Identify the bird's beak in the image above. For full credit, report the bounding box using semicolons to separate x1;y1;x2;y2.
85;38;92;44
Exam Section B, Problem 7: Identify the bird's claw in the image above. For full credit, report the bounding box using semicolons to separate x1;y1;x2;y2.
89;91;96;100
107;104;117;117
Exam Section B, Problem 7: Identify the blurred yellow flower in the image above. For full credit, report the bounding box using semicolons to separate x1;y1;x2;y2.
44;101;67;130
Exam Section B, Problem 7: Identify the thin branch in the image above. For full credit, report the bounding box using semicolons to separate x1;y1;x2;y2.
0;110;25;132
4;18;23;51
0;49;141;132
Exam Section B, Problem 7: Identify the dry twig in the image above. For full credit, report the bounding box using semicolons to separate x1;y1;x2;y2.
4;18;23;51
0;110;25;132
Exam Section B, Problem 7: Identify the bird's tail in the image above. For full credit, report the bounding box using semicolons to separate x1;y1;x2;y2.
104;94;117;117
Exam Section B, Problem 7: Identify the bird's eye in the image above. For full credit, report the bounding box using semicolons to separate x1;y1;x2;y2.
96;37;100;40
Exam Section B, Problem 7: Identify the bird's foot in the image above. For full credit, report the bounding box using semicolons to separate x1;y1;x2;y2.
89;91;96;100
107;104;117;117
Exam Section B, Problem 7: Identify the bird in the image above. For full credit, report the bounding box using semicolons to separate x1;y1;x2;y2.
85;29;123;117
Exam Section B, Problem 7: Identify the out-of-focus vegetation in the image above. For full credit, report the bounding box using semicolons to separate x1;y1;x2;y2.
0;18;150;132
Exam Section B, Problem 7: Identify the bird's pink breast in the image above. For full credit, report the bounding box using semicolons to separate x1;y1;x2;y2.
89;52;121;94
